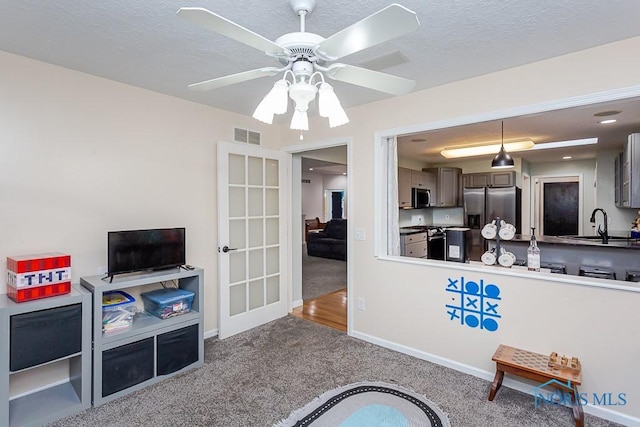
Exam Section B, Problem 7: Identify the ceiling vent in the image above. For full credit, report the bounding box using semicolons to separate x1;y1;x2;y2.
234;127;261;145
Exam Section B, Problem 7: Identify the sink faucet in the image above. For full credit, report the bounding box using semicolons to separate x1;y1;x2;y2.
590;208;609;244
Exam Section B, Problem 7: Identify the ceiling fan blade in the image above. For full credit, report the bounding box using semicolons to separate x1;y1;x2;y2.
188;67;282;91
177;7;289;57
315;4;419;61
325;64;415;95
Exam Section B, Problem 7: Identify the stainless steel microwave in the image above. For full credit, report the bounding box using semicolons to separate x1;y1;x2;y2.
412;188;430;208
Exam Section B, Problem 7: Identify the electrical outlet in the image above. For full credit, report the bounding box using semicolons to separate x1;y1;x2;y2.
445;214;450;220
357;297;366;311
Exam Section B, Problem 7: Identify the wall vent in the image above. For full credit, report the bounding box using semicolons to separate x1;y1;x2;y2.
234;127;261;145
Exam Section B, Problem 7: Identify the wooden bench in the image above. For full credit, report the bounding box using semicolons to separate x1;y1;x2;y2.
488;344;583;427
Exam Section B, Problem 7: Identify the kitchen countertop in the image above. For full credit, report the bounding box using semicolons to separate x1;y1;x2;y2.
399;228;426;236
399;225;464;236
506;234;640;250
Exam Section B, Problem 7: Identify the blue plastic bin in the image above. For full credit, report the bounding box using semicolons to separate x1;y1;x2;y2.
140;288;195;319
102;290;136;333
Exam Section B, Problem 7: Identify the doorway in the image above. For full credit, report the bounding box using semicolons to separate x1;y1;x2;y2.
534;175;582;236
325;189;345;220
288;143;350;333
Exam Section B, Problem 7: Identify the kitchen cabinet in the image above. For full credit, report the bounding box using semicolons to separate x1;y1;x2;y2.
400;232;427;258
411;170;434;189
620;133;640;208
424;167;462;207
462;173;490;188
424;171;436;194
615;152;623;206
491;171;516;187
462;171;515;188
398;168;412;208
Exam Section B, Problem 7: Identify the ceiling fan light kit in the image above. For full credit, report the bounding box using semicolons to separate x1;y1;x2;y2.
291;109;309;130
319;83;349;128
177;1;420;131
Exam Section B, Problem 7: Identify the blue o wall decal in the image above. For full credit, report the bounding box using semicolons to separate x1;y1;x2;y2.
446;276;502;332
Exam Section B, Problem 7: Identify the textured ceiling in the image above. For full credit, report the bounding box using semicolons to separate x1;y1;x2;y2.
2;0;640;119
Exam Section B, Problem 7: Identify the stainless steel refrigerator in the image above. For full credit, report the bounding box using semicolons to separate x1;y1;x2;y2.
463;186;522;260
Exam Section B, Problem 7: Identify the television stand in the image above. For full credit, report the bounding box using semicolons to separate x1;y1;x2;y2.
81;267;204;406
103;265;185;283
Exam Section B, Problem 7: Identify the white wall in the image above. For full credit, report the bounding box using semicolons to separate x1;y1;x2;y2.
280;36;640;423
301;171;324;220
0;50;283;335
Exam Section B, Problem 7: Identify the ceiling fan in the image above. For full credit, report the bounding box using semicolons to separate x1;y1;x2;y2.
177;1;420;129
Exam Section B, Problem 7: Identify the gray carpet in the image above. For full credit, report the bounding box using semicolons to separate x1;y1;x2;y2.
49;316;621;427
302;246;347;300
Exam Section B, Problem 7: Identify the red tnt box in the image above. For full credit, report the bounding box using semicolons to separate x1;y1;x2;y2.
7;282;71;303
6;253;72;303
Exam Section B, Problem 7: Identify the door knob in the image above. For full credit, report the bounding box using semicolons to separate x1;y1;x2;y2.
221;245;237;253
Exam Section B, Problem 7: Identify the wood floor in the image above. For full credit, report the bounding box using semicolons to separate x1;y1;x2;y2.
291;288;347;332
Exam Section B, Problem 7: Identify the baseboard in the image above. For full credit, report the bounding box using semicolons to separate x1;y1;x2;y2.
204;328;219;340
292;299;303;308
350;330;639;427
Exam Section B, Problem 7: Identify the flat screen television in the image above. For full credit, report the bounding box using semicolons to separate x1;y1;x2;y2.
107;228;185;277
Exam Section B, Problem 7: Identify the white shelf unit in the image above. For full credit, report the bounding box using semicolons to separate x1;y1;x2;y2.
80;268;204;406
0;285;92;427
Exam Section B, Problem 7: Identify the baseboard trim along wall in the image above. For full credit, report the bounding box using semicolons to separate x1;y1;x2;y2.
350;330;640;427
292;299;303;308
204;328;219;340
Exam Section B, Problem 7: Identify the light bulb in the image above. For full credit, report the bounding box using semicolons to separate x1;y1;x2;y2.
270;80;289;115
252;79;289;124
252;97;274;124
290;110;309;130
329;107;349;128
318;82;349;127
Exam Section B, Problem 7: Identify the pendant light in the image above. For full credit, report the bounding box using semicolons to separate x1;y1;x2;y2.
491;121;515;169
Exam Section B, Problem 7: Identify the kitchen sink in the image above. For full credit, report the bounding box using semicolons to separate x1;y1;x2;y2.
560;235;631;241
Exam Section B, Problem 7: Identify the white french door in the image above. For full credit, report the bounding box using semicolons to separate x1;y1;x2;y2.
217;141;289;339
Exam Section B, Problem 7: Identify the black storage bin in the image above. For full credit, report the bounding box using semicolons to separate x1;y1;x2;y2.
10;303;82;371
626;271;640;282
579;265;616;280
541;262;567;274
102;338;154;397
157;324;199;376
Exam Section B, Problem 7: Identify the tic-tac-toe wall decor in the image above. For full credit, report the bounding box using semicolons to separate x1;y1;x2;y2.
446;275;501;332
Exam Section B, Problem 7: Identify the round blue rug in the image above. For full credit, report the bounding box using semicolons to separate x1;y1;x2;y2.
275;382;451;427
